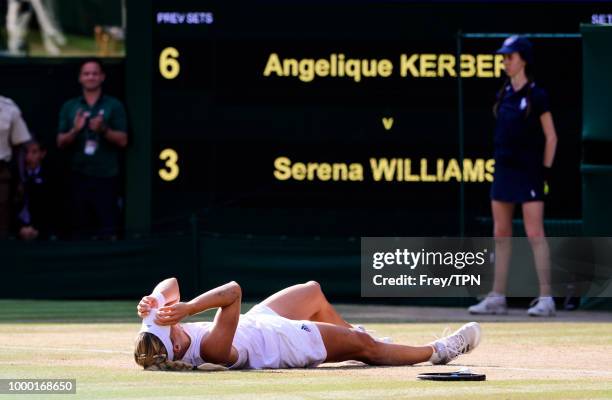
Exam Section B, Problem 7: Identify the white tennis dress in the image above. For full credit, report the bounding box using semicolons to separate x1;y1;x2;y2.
180;304;327;369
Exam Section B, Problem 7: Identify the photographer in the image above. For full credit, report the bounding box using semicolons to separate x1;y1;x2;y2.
57;58;128;239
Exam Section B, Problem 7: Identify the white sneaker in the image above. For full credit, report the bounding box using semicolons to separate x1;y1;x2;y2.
354;325;394;343
429;322;482;365
527;296;556;317
468;293;508;315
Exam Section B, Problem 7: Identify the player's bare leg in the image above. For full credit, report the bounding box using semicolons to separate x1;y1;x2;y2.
316;321;481;366
259;281;352;327
315;322;432;365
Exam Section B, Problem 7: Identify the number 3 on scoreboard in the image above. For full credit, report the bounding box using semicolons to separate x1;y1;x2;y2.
159;148;179;181
159;47;180;79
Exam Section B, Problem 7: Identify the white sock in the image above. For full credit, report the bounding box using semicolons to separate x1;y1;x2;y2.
428;342;446;364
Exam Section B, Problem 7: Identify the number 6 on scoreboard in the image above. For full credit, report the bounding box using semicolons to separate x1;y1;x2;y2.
159;148;179;181
159;47;180;79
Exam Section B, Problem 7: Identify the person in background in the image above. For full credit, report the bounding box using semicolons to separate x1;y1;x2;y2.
0;95;32;239
15;139;56;240
57;58;128;240
468;36;558;317
6;0;66;55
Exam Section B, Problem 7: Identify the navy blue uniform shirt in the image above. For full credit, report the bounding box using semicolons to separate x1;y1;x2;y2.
493;82;550;171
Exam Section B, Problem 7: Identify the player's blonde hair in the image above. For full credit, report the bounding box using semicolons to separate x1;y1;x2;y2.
134;332;194;371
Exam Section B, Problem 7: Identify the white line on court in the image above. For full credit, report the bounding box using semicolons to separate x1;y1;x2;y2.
465;365;612;376
0;345;131;355
3;345;611;376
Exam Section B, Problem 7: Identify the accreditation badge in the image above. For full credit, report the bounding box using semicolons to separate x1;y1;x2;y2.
84;139;98;156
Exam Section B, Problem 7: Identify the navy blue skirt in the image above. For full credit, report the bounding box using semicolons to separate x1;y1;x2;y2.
490;164;545;203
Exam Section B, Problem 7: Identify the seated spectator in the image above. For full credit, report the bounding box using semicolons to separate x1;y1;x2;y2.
14;139;57;240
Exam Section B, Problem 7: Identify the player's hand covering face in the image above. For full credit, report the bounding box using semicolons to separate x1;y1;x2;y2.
155;302;191;326
137;296;159;318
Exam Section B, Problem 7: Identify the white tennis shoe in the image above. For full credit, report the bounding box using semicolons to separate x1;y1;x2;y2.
527;296;556;317
429;322;482;365
468;293;508;315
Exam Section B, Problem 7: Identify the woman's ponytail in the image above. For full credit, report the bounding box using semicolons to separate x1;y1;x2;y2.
523;69;535;118
146;359;194;371
492;78;509;118
134;332;194;371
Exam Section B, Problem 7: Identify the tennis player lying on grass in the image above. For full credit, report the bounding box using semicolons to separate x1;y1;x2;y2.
134;278;481;371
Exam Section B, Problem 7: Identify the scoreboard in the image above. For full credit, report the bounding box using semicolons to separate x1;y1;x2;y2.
146;1;605;236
